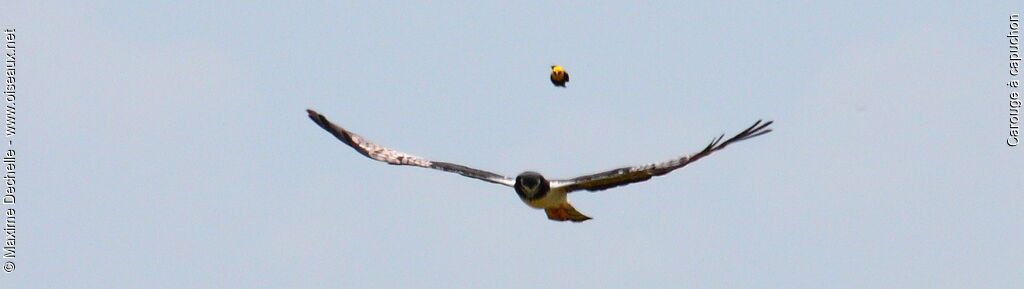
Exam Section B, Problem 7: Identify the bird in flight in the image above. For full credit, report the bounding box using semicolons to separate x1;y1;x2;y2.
306;109;772;222
550;65;569;87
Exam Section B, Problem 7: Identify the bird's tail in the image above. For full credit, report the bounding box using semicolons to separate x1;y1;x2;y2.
545;203;592;223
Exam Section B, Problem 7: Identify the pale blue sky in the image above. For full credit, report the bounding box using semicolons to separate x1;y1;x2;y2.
6;1;1023;288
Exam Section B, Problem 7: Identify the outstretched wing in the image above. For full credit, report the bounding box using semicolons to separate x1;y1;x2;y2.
551;120;773;193
307;109;516;187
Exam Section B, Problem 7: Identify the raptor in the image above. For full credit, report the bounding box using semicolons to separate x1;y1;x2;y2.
307;109;772;222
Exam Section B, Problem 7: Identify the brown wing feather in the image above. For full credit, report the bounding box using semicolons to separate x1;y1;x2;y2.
554;120;773;192
307;109;516;187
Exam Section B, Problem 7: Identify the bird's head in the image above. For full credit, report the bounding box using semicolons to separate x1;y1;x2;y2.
514;171;550;200
551;65;564;72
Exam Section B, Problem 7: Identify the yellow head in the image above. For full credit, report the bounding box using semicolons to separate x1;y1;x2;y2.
551;65;565;72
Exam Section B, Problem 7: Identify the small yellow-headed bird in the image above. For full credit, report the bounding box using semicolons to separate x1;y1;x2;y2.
550;65;569;87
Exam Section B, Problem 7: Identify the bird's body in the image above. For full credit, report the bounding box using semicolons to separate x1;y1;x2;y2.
306;109;772;223
523;190;566;209
515;171;566;208
550;65;569;87
513;172;589;221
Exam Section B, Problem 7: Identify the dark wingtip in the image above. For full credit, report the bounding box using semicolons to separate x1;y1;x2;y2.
570;217;593;223
306;108;320;122
701;119;775;152
735;119;774;141
704;134;725;152
306;108;331;129
749;120;774;138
